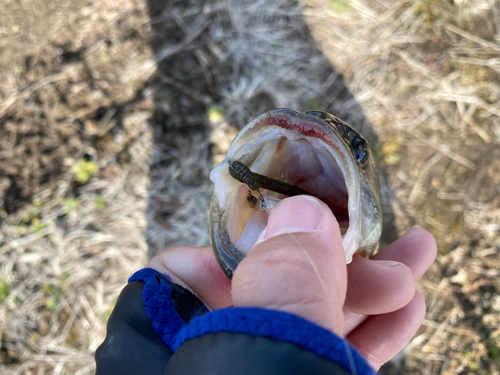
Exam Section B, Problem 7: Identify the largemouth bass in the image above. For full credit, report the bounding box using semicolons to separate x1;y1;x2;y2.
210;108;381;278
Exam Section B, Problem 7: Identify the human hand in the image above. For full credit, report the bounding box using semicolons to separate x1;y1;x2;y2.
149;196;436;370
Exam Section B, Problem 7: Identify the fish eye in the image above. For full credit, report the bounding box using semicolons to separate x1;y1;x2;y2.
355;147;368;166
350;135;368;166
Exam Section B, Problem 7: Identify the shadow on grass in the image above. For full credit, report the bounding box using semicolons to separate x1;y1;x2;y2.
144;0;399;259
143;5;400;372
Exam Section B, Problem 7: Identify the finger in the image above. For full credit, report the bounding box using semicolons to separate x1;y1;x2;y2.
343;310;367;335
372;226;437;281
347;291;426;370
149;246;232;310
343;226;436;334
344;255;415;314
231;196;347;336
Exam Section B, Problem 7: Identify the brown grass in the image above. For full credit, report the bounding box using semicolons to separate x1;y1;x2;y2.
1;0;499;373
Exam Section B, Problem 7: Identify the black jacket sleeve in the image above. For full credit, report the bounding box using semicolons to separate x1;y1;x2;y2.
165;332;353;374
95;268;374;375
95;281;173;374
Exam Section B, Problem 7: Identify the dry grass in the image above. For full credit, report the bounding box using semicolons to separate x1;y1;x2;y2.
1;0;499;374
303;1;500;373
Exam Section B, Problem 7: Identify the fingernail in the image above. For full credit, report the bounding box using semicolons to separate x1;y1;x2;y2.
256;196;323;243
382;260;405;267
403;225;421;236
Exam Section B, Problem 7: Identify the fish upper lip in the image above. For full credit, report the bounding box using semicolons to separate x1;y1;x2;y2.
231;108;339;148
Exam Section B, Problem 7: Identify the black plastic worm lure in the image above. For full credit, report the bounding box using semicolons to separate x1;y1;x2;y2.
228;161;309;208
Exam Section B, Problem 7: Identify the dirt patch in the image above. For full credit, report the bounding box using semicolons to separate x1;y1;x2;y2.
0;0;153;217
0;0;154;372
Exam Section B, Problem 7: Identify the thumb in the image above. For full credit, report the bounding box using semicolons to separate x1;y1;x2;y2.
231;195;347;336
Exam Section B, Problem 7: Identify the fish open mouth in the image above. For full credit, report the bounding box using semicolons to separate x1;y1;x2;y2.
210;109;363;262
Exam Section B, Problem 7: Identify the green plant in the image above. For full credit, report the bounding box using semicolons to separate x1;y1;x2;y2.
73;159;98;184
30;218;47;233
488;346;499;359
308;97;320;109
64;197;81;214
43;284;62;311
207;106;225;123
94;196;106;211
329;0;351;13
0;279;10;302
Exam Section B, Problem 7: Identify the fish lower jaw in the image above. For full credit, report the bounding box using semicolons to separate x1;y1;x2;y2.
342;231;361;263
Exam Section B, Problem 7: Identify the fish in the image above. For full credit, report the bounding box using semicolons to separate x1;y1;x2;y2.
209;108;382;279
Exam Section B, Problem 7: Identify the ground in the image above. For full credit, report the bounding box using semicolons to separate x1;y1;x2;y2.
0;0;499;373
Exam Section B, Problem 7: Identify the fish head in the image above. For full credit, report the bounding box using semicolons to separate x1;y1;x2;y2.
210;108;382;278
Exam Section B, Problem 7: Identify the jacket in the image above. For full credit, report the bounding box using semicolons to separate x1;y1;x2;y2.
95;268;374;374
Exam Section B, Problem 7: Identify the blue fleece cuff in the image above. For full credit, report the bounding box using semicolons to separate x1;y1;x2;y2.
128;268;209;350
130;269;373;374
174;307;375;375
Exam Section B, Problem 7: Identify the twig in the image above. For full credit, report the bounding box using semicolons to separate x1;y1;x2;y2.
0;72;70;118
408;130;475;169
409;152;444;204
445;23;500;53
